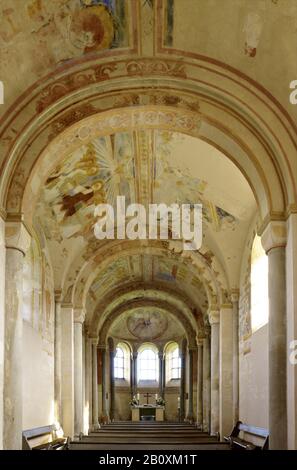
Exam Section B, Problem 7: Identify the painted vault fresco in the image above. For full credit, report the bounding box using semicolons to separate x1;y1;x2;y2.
86;253;209;318
36;130;238;243
109;308;185;345
0;0;130;70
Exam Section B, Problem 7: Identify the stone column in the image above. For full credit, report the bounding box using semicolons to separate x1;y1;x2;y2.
130;352;133;398
202;331;210;433
0;215;5;450
101;347;108;418
179;339;187;421
131;351;137;397
231;290;239;425
209;309;220;436
131;352;138;396
286;213;297;449
96;348;102;418
262;221;287;450
60;304;74;438
82;327;86;434
74;308;84;436
159;352;164;396
3;221;30;450
91;339;99;429
196;338;203;429
54;291;62;426
85;333;92;433
219;305;233;440
4;245;24;449
162;352;166;392
186;348;194;422
108;338;116;421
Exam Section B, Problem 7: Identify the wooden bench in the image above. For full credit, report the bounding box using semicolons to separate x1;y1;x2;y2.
224;421;269;450
22;424;69;450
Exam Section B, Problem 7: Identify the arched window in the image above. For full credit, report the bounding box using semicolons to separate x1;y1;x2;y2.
114;342;131;381
138;345;158;381
169;345;181;379
251;234;269;333
165;342;181;382
114;346;125;379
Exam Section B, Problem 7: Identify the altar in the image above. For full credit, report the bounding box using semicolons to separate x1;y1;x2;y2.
131;405;165;422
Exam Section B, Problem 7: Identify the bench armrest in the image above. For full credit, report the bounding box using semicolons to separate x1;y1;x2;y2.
231;437;257;450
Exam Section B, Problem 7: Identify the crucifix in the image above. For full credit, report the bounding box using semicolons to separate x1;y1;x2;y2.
143;392;153;404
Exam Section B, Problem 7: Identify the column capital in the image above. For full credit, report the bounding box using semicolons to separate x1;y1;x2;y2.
196;336;204;347
84;322;93;337
0;207;6;221
107;337;115;352
73;307;85;324
208;310;220;325
261;220;286;254
60;302;73;310
5;221;31;255
54;289;62;302
230;288;239;303
220;303;233;310
204;325;211;337
90;337;99;347
208;303;219;312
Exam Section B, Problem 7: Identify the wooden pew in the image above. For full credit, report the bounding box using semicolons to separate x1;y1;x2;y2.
22;424;69;450
224;421;269;450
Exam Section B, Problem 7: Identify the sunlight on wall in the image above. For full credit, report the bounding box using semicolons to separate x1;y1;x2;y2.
251;235;269;333
83;404;89;434
49;400;55;425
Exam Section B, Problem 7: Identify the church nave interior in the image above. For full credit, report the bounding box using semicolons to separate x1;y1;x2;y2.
0;0;297;451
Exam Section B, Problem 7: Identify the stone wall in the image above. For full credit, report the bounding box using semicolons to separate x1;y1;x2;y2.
164;388;179;421
286;213;297;449
114;387;131;421
22;237;55;429
239;325;268;429
238;217;269;432
22;321;55;428
0;217;5;449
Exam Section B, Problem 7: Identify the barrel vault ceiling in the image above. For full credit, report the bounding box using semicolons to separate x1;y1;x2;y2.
2;0;294;339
